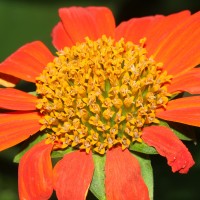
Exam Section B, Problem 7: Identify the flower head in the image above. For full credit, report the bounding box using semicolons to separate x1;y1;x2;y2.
0;6;200;200
36;35;171;154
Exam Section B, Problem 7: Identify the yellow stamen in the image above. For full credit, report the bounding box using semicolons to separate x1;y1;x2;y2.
36;35;172;154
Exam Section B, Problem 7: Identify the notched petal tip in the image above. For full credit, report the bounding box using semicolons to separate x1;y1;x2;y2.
142;126;195;174
169;149;195;174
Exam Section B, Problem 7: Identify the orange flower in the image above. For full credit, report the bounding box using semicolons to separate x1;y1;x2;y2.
0;6;200;200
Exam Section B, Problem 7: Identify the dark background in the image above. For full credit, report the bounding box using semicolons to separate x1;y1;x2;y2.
0;0;200;199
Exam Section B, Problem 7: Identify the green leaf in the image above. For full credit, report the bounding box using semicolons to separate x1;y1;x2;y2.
13;133;46;163
51;147;74;158
90;154;106;200
130;142;158;154
28;91;37;96
159;120;196;141
132;152;154;200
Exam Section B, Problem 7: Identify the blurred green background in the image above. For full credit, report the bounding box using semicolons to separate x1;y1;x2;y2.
0;0;200;199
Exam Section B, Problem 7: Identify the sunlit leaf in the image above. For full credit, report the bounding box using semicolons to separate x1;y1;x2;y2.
51;147;74;158
130;141;158;154
29;91;37;96
90;154;106;200
132;152;154;200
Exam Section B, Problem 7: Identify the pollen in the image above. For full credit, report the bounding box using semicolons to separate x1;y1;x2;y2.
36;35;172;154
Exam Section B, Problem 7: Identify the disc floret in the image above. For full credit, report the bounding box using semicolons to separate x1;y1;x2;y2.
36;35;172;154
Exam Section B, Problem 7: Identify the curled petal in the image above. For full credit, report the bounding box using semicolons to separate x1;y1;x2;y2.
53;151;94;200
105;147;149;200
18;141;53;200
142;126;194;173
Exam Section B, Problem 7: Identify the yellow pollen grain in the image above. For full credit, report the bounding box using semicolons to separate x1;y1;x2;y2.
36;35;172;154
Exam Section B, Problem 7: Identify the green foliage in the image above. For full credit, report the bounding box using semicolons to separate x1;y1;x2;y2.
51;147;74;158
130;141;158;154
132;152;154;200
90;154;106;200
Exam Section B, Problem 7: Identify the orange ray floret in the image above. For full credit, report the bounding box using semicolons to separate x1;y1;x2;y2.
18;141;53;200
168;68;200;94
0;111;42;151
53;7;115;50
52;22;74;49
156;96;200;127
53;151;94;200
153;12;200;76
0;88;37;110
142;126;194;173
59;7;100;43
105;147;149;200
145;10;191;55
115;15;163;45
0;41;54;83
86;7;115;38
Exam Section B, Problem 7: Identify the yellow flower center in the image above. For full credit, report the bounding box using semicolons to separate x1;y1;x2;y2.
36;35;172;154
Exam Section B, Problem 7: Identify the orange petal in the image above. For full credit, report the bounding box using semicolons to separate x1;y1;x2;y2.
57;7;115;45
142;126;194;173
86;7;115;38
115;15;163;44
153;11;200;76
19;141;53;200
52;22;74;49
0;88;37;110
0;41;54;83
145;11;191;55
53;151;94;200
0;111;42;151
168;68;200;94
115;11;190;47
156;96;200;127
105;147;149;200
0;73;19;87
